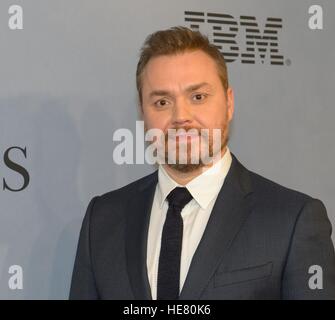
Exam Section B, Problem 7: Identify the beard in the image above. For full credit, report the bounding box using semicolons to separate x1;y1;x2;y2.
162;121;230;173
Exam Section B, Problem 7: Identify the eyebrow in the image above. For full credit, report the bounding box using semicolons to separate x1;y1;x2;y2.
148;82;212;99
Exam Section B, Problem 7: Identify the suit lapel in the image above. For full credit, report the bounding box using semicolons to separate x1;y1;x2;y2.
125;171;158;300
179;154;254;299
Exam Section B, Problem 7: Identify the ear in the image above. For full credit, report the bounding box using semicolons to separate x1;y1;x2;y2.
226;87;234;122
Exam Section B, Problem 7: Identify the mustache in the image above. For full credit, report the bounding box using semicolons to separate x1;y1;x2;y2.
163;127;212;141
164;127;207;135
165;128;198;144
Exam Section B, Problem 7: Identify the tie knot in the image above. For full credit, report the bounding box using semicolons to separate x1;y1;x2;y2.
166;187;193;210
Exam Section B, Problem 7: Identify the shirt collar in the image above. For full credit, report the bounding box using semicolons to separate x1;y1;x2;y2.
157;147;232;210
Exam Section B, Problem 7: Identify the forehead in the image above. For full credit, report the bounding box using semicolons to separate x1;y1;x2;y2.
141;50;220;90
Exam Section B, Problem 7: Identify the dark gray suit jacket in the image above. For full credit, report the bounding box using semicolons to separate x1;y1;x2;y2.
70;153;335;299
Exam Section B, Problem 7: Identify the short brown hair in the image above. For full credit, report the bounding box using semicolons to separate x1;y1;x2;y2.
136;26;229;104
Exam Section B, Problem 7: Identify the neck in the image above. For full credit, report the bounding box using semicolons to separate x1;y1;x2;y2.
162;146;228;186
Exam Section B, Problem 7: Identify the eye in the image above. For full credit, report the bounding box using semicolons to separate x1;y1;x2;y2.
192;93;208;102
154;99;170;108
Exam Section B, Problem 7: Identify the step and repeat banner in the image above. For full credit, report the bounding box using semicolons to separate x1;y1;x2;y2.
0;0;333;299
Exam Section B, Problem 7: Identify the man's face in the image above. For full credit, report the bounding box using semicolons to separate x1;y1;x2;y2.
140;49;234;172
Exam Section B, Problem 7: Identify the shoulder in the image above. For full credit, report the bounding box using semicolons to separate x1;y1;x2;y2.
249;169;313;203
231;153;315;205
98;170;158;202
84;170;158;222
244;164;326;222
230;153;325;218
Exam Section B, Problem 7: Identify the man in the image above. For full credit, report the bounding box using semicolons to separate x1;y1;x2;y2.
70;26;335;299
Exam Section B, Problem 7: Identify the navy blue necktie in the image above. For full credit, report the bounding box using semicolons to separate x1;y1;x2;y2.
157;187;193;300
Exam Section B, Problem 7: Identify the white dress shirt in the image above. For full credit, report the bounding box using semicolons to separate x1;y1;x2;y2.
146;147;233;299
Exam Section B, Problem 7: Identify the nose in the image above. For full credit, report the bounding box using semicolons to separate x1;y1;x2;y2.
171;98;193;127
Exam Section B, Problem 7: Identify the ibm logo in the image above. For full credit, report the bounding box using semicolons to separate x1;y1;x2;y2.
185;11;285;65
